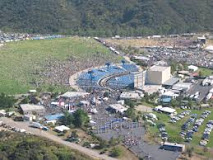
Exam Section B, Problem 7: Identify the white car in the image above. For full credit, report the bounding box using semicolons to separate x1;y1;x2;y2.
200;140;207;146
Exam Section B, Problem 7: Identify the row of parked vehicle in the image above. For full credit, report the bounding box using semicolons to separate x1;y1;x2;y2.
200;120;213;146
170;111;191;123
181;111;211;142
181;114;197;131
158;124;168;141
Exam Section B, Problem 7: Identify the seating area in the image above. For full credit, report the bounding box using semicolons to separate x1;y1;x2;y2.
77;63;138;89
107;74;134;89
122;64;138;72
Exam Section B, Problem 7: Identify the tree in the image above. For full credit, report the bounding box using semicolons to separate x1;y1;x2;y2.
125;108;137;121
199;70;204;77
73;109;89;128
98;139;108;149
186;147;194;157
187;100;193;109
20;97;30;104
60;111;74;126
61;109;89;128
109;137;120;146
103;91;109;97
124;99;135;108
0;93;15;109
171;99;179;108
110;147;122;157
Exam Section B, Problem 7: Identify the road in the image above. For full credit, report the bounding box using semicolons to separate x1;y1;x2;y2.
0;117;117;160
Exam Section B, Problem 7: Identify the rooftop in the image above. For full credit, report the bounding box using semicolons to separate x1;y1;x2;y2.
149;65;170;72
60;91;89;98
20;104;45;112
162;142;185;148
120;91;143;99
109;104;127;113
159;107;176;113
163;77;180;86
45;113;64;121
55;125;70;132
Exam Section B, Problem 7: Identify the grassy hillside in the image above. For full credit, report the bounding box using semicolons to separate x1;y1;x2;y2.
0;37;120;94
0;131;94;160
0;0;213;36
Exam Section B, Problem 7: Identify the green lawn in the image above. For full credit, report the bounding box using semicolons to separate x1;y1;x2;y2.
199;67;213;77
0;37;121;94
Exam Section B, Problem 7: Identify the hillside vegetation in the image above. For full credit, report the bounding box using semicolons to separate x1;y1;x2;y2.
0;37;120;94
0;131;94;160
0;0;213;36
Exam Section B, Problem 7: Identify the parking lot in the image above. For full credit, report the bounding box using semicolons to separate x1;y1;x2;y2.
187;79;212;102
98;126;180;160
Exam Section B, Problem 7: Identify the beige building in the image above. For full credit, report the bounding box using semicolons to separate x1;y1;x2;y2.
134;71;146;89
146;65;171;85
20;104;45;116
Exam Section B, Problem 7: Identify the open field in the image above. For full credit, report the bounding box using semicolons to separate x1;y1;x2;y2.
0;37;121;94
146;107;213;158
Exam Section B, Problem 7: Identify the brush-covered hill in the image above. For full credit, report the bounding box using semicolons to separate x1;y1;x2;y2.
0;0;213;36
0;131;94;160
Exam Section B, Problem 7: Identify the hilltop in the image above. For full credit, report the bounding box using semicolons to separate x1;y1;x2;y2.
0;0;213;36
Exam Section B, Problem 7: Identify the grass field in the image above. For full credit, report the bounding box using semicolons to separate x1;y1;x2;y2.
0;37;121;94
199;67;213;77
146;108;213;158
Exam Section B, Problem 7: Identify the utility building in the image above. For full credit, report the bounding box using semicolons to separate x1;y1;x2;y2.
146;65;171;85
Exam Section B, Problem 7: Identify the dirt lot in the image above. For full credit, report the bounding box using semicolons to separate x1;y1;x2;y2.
135;105;153;113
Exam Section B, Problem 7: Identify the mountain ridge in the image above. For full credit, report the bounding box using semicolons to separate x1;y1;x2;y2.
0;0;213;36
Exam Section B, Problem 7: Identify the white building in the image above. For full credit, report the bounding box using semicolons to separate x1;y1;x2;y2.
188;65;198;72
172;82;192;91
162;90;179;99
120;91;144;100
159;107;177;115
55;125;70;132
108;104;128;114
60;92;89;99
146;65;171;85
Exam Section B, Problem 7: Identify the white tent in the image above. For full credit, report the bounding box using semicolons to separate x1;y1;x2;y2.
188;65;198;72
55;125;70;132
159;107;176;115
109;104;127;114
